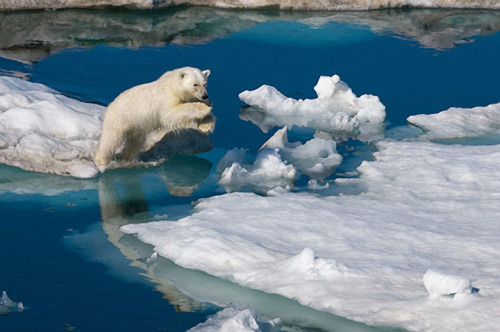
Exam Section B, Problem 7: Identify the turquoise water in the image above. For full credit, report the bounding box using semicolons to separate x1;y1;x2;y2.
0;7;499;331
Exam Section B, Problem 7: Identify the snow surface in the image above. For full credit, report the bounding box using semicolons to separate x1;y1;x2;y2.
0;76;103;178
239;74;386;141
188;304;281;332
123;100;500;331
1;0;498;11
407;102;500;140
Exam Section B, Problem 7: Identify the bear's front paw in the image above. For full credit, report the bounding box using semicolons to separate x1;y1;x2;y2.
197;114;216;134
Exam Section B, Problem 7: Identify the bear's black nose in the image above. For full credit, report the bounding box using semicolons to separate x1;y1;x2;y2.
202;93;208;100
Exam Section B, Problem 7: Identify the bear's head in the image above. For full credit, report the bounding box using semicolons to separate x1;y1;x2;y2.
178;67;211;103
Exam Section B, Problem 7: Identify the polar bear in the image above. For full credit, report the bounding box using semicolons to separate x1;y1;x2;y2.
94;67;215;170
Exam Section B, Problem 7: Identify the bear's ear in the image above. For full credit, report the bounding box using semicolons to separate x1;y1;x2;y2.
202;70;211;78
179;71;186;79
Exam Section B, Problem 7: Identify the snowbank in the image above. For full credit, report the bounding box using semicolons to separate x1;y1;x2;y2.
239;74;386;141
217;148;296;193
0;0;498;11
123;135;500;330
407;102;500;140
0;76;103;178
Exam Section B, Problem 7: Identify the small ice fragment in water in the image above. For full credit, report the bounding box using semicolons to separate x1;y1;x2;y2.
1;291;17;308
0;291;23;315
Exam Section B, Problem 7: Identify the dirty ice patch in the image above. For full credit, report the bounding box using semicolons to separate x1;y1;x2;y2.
0;76;103;178
123;140;500;331
217;148;296;193
260;127;342;179
188;304;281;332
239;74;386;141
407;102;500;140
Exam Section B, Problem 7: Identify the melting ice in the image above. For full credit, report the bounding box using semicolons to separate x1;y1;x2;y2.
239;74;386;141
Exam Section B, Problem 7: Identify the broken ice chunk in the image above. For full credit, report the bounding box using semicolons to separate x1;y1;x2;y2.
260;127;342;179
423;268;473;297
218;148;296;193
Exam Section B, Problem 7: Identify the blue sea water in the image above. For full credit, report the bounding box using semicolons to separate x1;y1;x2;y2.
0;8;499;331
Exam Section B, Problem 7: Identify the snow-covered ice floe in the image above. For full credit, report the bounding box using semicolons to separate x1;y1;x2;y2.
1;0;499;11
0;76;212;178
407;102;500;140
0;76;103;178
239;74;386;141
123;131;500;331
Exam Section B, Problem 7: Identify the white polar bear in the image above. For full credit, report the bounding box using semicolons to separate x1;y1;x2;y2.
94;67;215;170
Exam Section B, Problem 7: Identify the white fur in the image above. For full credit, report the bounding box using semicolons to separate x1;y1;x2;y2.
94;67;215;168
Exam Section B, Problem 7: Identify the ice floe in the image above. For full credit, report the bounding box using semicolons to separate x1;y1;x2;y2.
0;76;103;178
407;102;500;140
1;0;498;11
123;134;500;331
239;74;386;141
217;148;296;193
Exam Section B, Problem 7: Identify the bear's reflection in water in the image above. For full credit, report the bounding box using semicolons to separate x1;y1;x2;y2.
97;154;212;312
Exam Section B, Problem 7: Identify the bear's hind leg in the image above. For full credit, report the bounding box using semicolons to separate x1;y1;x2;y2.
94;130;124;168
120;132;146;162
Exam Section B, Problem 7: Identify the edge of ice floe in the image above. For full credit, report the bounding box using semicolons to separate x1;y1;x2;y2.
1;0;499;11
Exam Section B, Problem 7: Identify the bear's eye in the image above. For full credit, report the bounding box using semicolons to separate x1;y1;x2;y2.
193;83;199;87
